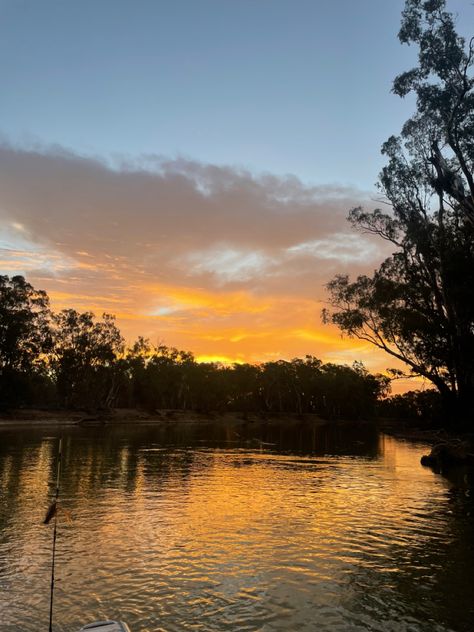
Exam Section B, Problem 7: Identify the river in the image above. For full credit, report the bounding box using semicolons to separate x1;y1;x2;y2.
0;421;473;631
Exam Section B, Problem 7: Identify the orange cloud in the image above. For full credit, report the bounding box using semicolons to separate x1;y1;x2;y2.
0;143;410;389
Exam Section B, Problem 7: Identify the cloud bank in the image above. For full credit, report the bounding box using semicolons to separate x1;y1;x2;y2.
0;142;390;366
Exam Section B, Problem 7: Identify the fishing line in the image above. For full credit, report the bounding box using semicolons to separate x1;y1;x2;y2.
46;437;62;632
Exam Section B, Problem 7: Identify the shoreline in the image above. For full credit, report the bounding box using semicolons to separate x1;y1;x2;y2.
2;409;467;446
3;409;472;469
378;418;474;444
0;407;333;428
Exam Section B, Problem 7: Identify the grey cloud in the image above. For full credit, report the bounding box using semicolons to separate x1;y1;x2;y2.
0;142;387;301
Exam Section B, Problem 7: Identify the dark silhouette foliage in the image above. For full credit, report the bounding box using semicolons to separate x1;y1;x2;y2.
0;275;388;418
378;389;443;426
325;0;474;425
0;275;52;408
51;309;124;409
114;351;389;419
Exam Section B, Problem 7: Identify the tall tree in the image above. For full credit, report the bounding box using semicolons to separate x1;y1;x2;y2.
325;0;474;424
51;309;124;409
0;275;52;407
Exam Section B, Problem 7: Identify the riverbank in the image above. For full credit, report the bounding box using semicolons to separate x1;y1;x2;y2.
378;418;474;472
0;407;330;428
3;409;470;448
378;418;474;444
377;419;447;444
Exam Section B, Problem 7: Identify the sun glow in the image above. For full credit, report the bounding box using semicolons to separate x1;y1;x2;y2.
0;148;405;383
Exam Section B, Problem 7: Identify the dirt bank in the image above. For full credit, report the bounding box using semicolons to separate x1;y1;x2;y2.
0;407;330;428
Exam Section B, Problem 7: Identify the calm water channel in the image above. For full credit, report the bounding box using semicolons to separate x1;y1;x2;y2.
0;421;473;632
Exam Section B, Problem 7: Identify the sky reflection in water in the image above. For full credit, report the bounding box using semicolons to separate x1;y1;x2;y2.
0;422;473;632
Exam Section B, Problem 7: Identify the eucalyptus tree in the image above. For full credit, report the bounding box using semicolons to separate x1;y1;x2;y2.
142;345;196;410
0;275;52;407
51;309;124;409
325;0;474;423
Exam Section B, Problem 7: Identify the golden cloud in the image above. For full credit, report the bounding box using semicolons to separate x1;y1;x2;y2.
0;143;404;381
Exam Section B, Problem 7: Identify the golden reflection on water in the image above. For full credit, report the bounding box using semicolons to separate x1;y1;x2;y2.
0;424;473;632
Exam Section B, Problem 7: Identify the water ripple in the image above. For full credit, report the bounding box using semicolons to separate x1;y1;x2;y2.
0;426;472;631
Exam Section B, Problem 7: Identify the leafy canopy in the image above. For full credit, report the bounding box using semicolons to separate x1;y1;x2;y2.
325;0;474;421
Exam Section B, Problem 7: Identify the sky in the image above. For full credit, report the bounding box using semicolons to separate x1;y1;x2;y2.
1;0;473;389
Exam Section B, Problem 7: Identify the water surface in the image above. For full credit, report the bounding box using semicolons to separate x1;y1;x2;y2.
0;421;473;631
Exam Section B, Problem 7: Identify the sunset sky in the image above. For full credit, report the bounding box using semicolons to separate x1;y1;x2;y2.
1;0;473;388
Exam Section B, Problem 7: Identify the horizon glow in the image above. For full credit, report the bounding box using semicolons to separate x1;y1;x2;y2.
2;1;471;393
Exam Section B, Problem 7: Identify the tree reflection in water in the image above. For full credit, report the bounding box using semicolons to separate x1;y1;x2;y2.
0;422;472;632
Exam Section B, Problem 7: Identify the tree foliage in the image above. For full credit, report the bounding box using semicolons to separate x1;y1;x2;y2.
325;0;474;424
0;275;52;408
0;275;51;371
378;389;442;425
51;309;124;409
0;275;388;417
115;351;389;419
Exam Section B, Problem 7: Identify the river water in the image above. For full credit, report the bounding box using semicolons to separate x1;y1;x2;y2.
0;421;473;632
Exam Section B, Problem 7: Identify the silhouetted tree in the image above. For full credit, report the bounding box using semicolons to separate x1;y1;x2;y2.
378;389;443;425
325;0;474;425
0;272;390;417
0;275;52;408
51;309;124;409
227;363;261;414
120;337;151;408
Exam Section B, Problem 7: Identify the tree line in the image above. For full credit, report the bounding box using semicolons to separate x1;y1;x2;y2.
5;1;472;426
0;274;390;418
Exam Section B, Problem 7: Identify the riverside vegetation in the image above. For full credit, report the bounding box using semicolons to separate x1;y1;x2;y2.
324;0;474;427
0;274;391;420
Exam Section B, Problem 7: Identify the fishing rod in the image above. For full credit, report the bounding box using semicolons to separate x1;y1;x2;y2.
44;438;62;632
